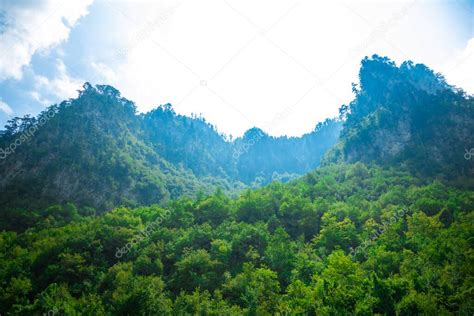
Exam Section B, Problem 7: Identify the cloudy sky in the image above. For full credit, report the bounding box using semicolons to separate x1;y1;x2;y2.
0;0;472;137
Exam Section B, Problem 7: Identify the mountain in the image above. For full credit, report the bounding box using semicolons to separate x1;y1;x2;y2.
0;84;341;212
324;55;474;183
141;104;342;185
0;56;473;315
233;120;342;184
0;84;224;212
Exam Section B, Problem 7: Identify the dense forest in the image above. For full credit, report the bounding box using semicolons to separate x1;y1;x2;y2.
1;164;473;314
0;55;473;315
0;84;341;212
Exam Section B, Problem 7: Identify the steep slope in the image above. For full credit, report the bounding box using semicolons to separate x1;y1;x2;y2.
0;84;224;211
141;104;232;180
324;55;474;181
0;84;341;211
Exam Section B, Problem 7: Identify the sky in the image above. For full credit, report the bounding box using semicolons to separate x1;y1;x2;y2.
0;0;472;137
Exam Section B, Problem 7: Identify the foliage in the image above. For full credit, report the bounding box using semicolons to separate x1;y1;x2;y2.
0;84;341;212
0;56;473;314
0;164;472;315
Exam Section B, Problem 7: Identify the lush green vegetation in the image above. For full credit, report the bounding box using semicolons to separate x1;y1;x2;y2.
1;55;473;314
0;84;341;212
0;163;473;314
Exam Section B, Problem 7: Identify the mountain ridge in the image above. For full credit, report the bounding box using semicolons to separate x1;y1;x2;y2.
0;84;341;212
2;54;473;214
323;55;474;184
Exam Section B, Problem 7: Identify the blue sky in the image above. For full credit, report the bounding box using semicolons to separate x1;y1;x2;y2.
0;0;473;137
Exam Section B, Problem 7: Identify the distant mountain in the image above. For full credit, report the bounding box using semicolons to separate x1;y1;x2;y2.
233;120;342;184
141;104;342;185
324;55;474;183
0;84;341;212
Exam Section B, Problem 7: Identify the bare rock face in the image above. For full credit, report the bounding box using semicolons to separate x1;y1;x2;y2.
374;117;412;158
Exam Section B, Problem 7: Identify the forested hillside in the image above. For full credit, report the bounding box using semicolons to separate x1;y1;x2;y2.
325;55;474;181
142;104;341;185
0;84;341;212
0;56;473;315
0;84;231;212
1;164;472;314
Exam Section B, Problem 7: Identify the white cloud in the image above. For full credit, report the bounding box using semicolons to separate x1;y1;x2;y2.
1;0;470;136
0;0;94;81
32;59;82;104
441;37;474;94
29;91;51;106
0;99;13;116
90;61;117;84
